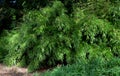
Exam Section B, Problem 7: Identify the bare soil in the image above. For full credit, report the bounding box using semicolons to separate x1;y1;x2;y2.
0;64;32;76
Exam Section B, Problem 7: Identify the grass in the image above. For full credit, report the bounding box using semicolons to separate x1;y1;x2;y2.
33;57;120;76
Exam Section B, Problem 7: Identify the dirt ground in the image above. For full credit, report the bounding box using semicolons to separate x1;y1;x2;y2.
0;64;32;76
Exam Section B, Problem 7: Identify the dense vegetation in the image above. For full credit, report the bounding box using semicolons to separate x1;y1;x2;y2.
38;58;120;76
0;0;120;75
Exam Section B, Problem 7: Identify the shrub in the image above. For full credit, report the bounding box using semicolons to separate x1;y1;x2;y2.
3;1;78;72
1;0;120;72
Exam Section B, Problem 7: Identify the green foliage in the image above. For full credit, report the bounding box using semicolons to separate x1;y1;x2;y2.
0;7;23;32
79;15;113;44
107;3;120;28
39;58;120;76
4;1;76;72
0;37;7;62
0;0;120;73
0;30;8;62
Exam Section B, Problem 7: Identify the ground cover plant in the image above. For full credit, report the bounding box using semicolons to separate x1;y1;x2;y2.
39;58;120;76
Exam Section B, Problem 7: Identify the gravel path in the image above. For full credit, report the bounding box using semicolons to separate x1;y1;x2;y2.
0;64;32;76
